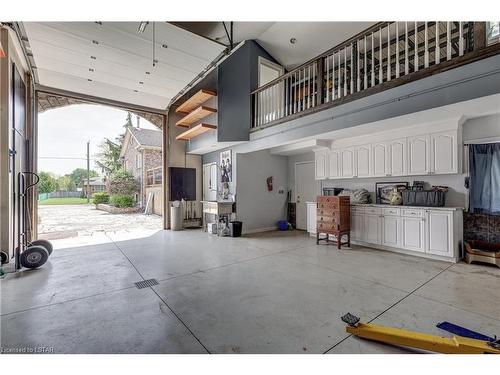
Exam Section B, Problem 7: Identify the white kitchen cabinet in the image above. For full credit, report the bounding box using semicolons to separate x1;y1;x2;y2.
364;214;381;244
355;145;371;178
341;147;356;178
372;142;390;177
401;215;426;252
203;163;217;201
328;150;341;179
315;151;328;180
306;202;317;235
431;130;457;174
427;210;453;257
407;135;431;176
382;215;401;248
350;212;364;241
389;138;407;176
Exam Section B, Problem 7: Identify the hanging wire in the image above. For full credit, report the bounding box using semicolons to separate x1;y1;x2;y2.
152;22;156;67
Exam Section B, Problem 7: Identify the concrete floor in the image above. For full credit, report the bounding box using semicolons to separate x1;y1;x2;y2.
1;230;499;354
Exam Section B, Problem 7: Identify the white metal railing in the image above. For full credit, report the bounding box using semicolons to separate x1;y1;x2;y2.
251;21;487;130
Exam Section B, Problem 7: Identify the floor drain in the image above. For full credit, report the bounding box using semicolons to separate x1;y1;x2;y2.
135;278;159;289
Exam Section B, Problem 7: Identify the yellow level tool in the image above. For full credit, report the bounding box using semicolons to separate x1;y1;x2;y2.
341;313;500;354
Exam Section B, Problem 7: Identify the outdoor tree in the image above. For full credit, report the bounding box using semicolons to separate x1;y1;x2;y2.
38;172;59;194
70;168;98;186
94;138;122;176
109;169;140;195
57;175;76;191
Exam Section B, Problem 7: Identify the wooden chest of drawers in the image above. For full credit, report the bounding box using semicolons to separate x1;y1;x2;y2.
316;196;351;249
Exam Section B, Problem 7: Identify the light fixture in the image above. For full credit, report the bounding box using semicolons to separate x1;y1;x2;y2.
145;71;151;75
162;44;168;49
137;21;149;34
290;37;297;44
134;89;139;92
87;79;93;82
139;81;144;85
92;40;99;45
89;68;94;72
90;56;96;60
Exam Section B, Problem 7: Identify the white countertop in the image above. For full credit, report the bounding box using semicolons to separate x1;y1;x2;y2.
306;201;463;211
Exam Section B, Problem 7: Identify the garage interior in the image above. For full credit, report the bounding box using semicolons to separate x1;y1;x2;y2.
1;17;500;356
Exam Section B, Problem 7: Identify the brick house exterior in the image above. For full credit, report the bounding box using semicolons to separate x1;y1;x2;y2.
119;127;162;209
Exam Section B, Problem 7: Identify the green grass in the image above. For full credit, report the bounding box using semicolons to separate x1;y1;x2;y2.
39;197;92;205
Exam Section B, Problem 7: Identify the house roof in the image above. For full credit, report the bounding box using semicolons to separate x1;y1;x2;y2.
128;127;162;148
83;177;105;186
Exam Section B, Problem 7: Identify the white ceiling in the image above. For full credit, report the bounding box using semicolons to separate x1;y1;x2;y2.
174;22;375;68
22;22;227;110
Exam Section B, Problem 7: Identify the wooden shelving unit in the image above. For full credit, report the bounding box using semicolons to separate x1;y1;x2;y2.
176;89;217;114
175;106;217;128
176;123;217;141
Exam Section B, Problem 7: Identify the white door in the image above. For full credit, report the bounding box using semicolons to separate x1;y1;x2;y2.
351;212;364;241
306;203;317;234
382;215;401;247
296;162;317;230
427;210;453;257
315;151;328;180
431;131;457;174
203;163;217;201
328;150;341;179
364;214;381;244
356;145;372;177
372;142;389;177
401;217;426;252
341;147;356;178
408;135;430;175
389;138;407;176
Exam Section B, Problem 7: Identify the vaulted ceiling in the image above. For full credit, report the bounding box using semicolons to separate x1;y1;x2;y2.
22;22;227;110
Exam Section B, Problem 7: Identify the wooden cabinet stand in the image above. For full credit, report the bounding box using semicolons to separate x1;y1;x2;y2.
316;196;351;249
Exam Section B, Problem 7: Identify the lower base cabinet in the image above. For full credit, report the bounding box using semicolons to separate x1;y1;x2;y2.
382;215;401;248
364;214;381;245
350;213;364;241
401;216;426;253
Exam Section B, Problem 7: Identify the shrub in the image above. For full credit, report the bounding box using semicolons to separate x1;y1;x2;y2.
110;194;135;208
109;169;140;196
93;192;110;204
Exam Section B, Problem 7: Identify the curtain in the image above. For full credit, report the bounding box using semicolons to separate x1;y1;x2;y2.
469;143;500;215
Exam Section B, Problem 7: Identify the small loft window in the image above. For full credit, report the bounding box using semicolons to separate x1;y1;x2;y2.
486;22;500;45
258;57;284;87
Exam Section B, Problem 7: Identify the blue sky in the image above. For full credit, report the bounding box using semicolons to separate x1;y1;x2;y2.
38;104;158;176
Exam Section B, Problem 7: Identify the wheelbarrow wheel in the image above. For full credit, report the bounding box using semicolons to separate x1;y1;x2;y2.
30;239;53;255
20;246;49;269
1;251;8;265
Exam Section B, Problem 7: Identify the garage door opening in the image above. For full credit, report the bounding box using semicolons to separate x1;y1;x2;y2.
36;99;164;249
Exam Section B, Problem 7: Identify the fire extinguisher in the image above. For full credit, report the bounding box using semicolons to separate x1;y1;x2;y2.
266;176;273;192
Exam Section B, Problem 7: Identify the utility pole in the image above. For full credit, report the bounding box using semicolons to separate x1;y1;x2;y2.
86;141;90;203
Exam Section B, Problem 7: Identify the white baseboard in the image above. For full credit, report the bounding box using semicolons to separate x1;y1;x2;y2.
242;226;277;235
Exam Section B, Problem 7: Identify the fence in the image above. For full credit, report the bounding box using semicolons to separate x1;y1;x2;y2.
38;191;82;200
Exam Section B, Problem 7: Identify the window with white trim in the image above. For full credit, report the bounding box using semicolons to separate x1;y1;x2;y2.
136;153;142;169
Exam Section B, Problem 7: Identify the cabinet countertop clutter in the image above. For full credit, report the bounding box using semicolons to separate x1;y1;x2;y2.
308;119;465;262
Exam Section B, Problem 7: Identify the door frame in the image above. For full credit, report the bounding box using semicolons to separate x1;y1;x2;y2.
294;161;316;230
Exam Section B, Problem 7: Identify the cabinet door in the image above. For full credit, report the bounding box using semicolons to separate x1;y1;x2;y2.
341;147;356;178
431;131;457;174
427;210;453;257
401;216;426;252
382;215;401;248
351;212;364;241
328;150;341;179
372;142;390;177
315;151;328;180
356;145;371;178
389;138;407;176
408;135;430;176
364;214;381;244
306;203;317;234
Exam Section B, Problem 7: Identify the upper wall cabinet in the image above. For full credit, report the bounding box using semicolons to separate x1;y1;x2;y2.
315;151;329;180
408;135;431;175
355;145;371;178
341;148;356;178
431;131;457;174
328;150;341;179
372;142;390;177
389;138;407;176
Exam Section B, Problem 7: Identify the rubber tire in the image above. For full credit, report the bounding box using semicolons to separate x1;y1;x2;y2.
20;246;49;269
1;251;8;265
30;239;53;255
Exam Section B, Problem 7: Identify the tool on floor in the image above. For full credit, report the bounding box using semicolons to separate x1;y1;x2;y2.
14;172;53;270
436;321;498;343
341;313;500;354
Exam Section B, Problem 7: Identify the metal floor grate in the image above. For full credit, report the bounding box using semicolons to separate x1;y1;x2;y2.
135;278;159;289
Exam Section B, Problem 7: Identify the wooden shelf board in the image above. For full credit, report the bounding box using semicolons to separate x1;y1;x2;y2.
175;106;217;128
176;89;217;114
176;123;217;141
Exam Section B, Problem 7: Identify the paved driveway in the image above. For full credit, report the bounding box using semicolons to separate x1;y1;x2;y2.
38;204;162;249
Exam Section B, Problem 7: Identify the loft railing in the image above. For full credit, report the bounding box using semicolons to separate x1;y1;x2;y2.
251;21;499;131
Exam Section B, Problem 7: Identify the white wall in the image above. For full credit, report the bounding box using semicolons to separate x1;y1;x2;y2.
286;114;500;209
237;149;288;233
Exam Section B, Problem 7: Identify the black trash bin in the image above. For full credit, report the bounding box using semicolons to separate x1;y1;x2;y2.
229;221;242;237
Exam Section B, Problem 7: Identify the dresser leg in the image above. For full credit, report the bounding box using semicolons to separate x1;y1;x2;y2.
337;235;341;249
316;232;319;245
347;233;351;247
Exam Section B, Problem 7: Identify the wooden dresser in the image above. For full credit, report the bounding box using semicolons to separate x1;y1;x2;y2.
316;196;351;249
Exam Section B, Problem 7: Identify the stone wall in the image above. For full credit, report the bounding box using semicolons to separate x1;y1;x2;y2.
144;149;162;171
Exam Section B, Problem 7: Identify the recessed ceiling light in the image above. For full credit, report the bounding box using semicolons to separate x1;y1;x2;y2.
90;56;96;60
162;44;168;49
290;37;297;44
153;59;158;65
139;81;144;85
134;89;139;92
92;40;99;45
89;68;94;72
145;71;151;75
87;79;93;82
95;21;102;26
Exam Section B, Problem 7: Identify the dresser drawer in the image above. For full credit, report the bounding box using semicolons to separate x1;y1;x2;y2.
317;202;339;211
316;207;339;216
402;209;425;217
365;207;382;215
317;222;340;232
317;214;337;224
382;207;401;216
